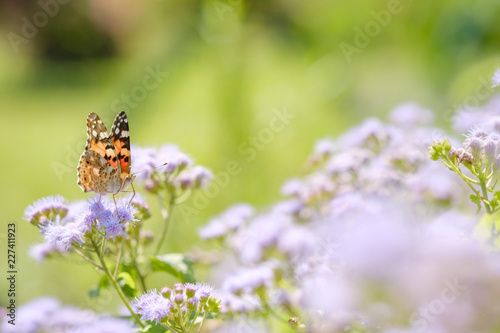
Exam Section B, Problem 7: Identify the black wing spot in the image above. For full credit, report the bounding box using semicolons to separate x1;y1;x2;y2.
84;177;87;181
124;156;129;163
112;156;117;162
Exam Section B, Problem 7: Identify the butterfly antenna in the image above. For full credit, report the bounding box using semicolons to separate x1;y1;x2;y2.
132;162;168;175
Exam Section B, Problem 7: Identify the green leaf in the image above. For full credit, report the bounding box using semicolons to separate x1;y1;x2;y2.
470;194;482;213
150;253;195;283
99;274;110;289
88;275;110;299
88;285;100;299
117;272;137;298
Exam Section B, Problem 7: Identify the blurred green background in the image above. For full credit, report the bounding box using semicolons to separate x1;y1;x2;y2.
1;0;500;312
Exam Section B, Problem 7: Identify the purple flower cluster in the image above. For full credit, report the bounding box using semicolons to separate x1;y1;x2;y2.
132;144;213;193
23;195;68;225
0;297;135;333
199;203;254;240
132;282;220;326
24;194;146;260
197;102;500;331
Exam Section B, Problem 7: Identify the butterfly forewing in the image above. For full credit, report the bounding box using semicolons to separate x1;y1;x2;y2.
85;112;120;169
77;112;128;194
110;111;132;176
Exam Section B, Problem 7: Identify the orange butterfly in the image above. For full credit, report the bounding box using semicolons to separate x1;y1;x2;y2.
77;111;135;202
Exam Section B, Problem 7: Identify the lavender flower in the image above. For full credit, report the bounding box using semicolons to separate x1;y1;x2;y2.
24;195;68;225
222;262;277;294
41;221;85;251
132;289;173;323
199;203;254;240
277;226;316;259
388;102;434;126
176;165;214;189
75;197;137;241
28;242;62;263
1;297;132;333
312;138;336;158
195;282;215;300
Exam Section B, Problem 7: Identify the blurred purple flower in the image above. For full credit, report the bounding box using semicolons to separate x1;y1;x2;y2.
388;102;434;127
24;195;68;225
41;221;85;251
29;242;63;263
199;203;254;240
313;138;336;157
132;289;173;323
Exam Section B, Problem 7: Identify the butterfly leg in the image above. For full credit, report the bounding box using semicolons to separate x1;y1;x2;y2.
113;192;118;214
128;183;136;207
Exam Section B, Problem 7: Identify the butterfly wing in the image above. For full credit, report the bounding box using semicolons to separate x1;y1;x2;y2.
77;150;120;193
77;112;121;193
110;111;132;177
84;112;120;169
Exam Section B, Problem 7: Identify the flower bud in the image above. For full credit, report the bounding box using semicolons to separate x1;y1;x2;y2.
161;287;171;299
187;297;198;310
174;293;185;305
207;296;222;313
174;283;184;294
186;284;197;299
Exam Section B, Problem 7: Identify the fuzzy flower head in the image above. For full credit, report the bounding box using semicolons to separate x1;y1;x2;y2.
131;144;214;195
76;196;138;241
176;165;214;190
132;289;173;323
199;203;254;240
388;102;434;127
24;195;68;225
41;221;85;251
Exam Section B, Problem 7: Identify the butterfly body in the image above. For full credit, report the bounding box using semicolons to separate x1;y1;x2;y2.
77;111;135;195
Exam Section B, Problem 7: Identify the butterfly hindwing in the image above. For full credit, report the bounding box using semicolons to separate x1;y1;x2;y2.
110;111;132;176
77;150;119;193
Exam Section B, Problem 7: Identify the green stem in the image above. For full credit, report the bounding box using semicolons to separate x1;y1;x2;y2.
480;179;493;214
155;195;176;255
74;249;103;270
91;238;145;329
162;321;183;333
113;238;125;280
130;232;147;292
197;312;207;333
132;256;147;292
186;306;202;332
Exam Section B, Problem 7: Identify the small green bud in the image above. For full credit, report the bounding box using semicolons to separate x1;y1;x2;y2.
186;285;196;299
442;138;452;154
207;296;222;313
161;287;171;299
